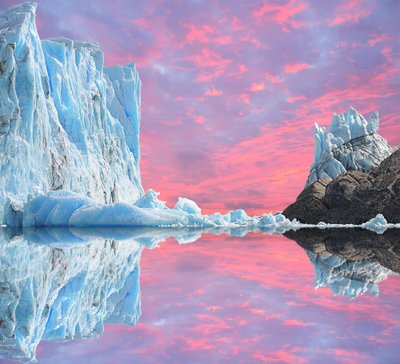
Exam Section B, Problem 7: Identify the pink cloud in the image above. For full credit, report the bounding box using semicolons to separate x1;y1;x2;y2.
265;72;282;84
368;33;392;47
183;23;214;44
253;0;309;30
204;89;223;97
249;82;266;92
287;95;307;103
283;319;312;327
283;63;311;74
330;0;371;26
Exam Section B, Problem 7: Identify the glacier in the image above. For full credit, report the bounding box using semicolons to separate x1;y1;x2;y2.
306;107;394;186
0;2;142;225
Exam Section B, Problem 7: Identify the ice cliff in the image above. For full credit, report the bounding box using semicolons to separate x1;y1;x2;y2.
0;2;142;223
0;229;143;362
306;108;393;186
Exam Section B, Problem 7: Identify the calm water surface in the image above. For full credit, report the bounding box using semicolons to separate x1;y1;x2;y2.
1;232;399;363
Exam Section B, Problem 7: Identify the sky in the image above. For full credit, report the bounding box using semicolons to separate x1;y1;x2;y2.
1;0;399;214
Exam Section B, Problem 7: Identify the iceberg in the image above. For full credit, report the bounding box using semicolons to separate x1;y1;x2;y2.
306;108;393;186
0;2;143;223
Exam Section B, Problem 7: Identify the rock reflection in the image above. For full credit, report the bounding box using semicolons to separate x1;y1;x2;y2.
285;229;400;297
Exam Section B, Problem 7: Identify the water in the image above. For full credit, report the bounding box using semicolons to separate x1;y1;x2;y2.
0;228;399;363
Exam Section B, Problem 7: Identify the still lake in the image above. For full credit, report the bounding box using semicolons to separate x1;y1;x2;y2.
0;229;399;363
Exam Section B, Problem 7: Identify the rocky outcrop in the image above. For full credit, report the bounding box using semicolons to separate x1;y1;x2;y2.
284;150;400;224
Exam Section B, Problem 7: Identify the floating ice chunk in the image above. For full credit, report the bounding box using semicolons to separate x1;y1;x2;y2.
225;209;253;225
134;190;168;209
69;203;183;227
173;197;202;215
21;190;227;229
361;214;388;234
257;213;293;234
258;213;290;228
207;212;228;226
23;191;92;227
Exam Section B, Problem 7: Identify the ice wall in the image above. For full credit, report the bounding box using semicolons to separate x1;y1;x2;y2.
306;108;393;186
0;2;143;223
0;230;143;362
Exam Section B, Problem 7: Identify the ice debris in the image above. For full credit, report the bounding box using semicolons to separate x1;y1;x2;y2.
13;190;400;234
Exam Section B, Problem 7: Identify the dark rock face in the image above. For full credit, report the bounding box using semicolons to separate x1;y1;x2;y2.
284;150;400;224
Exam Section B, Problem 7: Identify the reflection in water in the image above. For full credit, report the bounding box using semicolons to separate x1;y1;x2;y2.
0;228;144;362
0;227;399;362
285;228;400;297
307;252;393;297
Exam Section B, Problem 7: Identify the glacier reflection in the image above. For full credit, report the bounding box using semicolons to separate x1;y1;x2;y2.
0;228;146;363
0;227;398;362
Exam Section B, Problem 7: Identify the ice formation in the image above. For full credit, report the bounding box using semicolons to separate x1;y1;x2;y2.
306;108;393;186
308;251;394;298
20;190;296;233
0;2;143;223
0;229;143;362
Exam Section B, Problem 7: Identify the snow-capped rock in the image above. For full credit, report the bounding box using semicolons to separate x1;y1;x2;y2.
306;108;393;186
0;2;143;223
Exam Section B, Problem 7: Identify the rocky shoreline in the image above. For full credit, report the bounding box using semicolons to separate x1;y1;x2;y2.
284;148;400;224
